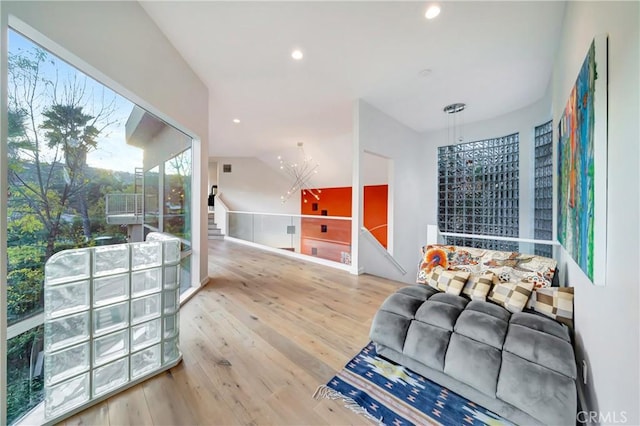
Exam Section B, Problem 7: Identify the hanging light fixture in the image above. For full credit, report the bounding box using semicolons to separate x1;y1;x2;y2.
443;102;466;145
278;142;321;204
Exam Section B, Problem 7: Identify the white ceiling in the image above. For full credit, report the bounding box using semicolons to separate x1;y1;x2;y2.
140;1;566;157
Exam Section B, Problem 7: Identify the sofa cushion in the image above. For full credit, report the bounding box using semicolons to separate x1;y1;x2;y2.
415;300;463;332
465;300;512;323
510;311;570;342
377;292;425;318
429;292;469;310
497;351;577;426
444;333;502;396
403;321;450;371
503;324;576;379
397;284;439;300
369;310;411;353
454;310;509;349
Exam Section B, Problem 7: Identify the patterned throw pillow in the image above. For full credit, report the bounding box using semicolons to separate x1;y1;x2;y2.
532;287;574;327
417;246;452;283
483;253;556;287
421;246;449;270
488;280;535;313
426;267;470;296
522;272;554;290
461;272;495;301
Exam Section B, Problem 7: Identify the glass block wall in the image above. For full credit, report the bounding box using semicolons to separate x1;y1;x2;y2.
438;133;520;251
42;233;181;421
534;120;554;257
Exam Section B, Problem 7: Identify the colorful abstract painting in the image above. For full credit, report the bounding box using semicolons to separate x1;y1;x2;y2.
557;35;608;285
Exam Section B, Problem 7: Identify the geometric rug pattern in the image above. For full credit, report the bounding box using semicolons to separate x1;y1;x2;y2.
314;342;514;426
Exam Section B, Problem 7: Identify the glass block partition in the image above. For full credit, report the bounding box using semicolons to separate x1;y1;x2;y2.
534;120;553;257
42;233;181;421
438;133;520;250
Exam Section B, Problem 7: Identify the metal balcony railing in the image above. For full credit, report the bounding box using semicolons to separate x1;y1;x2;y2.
105;193;143;225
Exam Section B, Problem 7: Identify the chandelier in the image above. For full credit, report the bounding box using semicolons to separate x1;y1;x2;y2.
444;102;466;145
278;142;321;204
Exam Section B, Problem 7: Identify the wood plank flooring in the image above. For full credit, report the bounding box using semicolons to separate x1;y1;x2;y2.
62;239;405;426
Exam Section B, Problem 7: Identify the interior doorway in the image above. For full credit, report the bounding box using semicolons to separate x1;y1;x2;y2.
362;151;392;253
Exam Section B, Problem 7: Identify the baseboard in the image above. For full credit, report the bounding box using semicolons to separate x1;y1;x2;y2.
178;277;209;306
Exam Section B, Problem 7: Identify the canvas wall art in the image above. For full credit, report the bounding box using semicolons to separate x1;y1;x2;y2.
557;34;608;286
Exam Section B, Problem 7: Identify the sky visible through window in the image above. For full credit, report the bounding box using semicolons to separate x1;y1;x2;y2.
8;30;142;173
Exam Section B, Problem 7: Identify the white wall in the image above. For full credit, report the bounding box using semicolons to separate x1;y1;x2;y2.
421;94;552;241
216;129;386;216
212;157;304;250
363;151;390;187
256;134;354;189
552;2;639;423
208;161;218;188
353;100;423;283
212;157;301;214
0;1;210;285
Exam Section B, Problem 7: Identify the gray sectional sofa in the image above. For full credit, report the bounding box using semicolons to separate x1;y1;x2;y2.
369;284;577;425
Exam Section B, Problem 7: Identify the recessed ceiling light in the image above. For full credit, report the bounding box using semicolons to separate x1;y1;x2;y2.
233;118;240;124
291;49;303;60
425;4;441;19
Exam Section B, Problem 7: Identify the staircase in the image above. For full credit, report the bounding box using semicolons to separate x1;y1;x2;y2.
208;212;225;240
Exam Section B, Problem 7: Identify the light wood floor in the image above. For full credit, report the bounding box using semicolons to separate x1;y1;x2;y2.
61;239;405;426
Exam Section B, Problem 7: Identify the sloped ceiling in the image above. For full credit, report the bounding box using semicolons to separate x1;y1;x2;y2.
140;1;566;157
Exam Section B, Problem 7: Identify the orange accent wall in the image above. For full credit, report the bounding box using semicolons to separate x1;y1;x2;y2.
300;186;351;216
364;185;388;248
300;185;388;261
300;187;352;262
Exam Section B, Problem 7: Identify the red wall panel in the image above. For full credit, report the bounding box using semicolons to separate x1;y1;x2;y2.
363;185;388;248
300;185;388;260
300;186;351;216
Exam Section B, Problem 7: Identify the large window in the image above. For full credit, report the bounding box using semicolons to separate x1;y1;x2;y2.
438;133;520;250
144;166;160;230
164;149;192;295
534;121;553;257
5;28;197;424
5;30;142;424
163;149;192;242
142;141;193;296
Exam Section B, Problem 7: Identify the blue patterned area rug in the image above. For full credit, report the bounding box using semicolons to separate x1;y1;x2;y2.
313;343;512;426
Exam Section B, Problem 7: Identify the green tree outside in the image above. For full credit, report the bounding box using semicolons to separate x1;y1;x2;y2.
6;41;135;424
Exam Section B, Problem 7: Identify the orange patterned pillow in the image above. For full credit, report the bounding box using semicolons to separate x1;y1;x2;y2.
422;246;449;271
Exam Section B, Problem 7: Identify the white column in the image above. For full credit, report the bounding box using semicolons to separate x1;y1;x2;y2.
351;100;363;275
